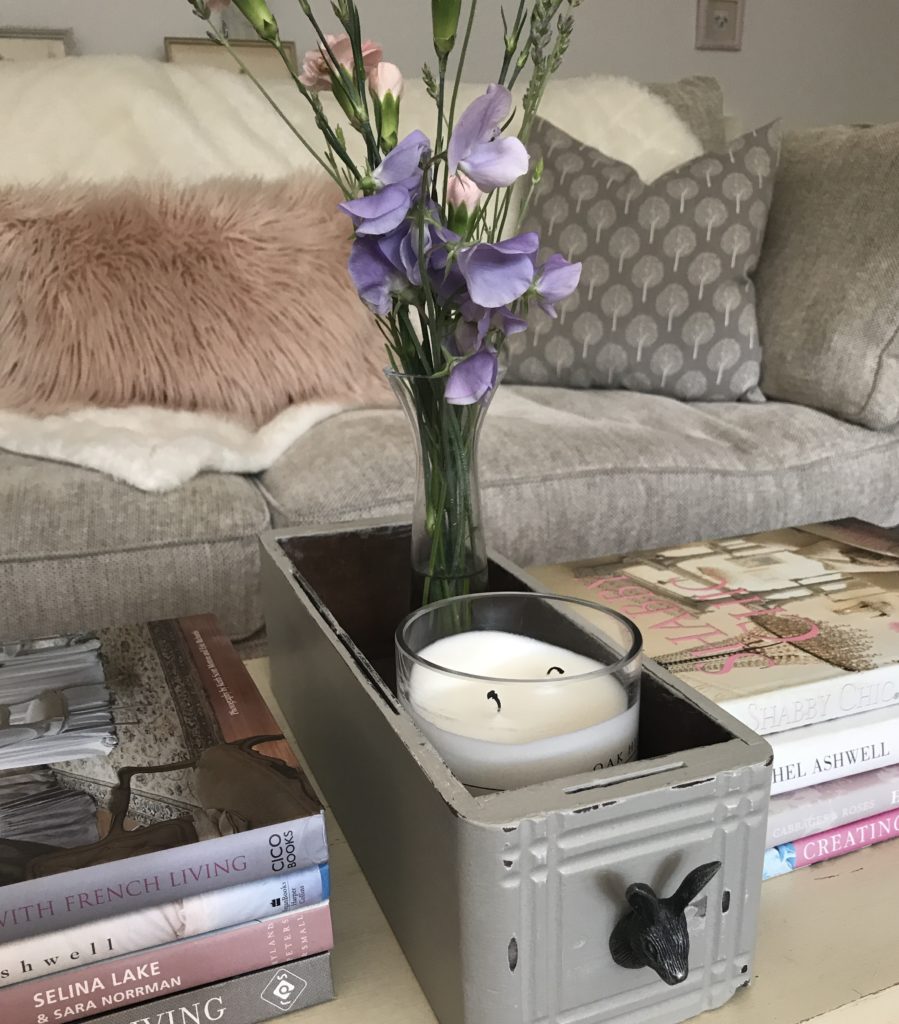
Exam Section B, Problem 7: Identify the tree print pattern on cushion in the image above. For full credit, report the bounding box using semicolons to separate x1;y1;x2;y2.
505;118;781;401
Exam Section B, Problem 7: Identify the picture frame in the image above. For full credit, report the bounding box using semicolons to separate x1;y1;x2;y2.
695;0;745;51
0;28;75;61
164;37;297;79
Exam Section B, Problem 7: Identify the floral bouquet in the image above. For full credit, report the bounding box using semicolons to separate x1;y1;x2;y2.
189;0;583;604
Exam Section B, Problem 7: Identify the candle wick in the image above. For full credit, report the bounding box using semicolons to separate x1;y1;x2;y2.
486;689;502;712
547;666;565;675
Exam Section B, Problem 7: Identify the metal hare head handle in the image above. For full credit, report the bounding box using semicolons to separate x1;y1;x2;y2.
609;860;722;986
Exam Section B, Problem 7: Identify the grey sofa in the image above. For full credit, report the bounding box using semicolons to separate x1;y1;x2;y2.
2;72;897;645
4;386;898;644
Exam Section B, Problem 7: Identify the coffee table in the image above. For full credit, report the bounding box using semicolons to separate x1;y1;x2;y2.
247;653;899;1024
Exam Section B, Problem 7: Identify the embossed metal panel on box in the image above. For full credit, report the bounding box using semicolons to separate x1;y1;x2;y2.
260;521;772;1024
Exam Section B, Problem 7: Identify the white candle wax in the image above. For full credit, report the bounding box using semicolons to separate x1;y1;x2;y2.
406;630;639;791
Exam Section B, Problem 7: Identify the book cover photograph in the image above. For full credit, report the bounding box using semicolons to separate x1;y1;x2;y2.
0;616;327;942
535;526;899;735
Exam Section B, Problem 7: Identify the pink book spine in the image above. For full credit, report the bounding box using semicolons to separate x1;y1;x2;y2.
792;809;899;868
5;901;333;1024
763;808;899;879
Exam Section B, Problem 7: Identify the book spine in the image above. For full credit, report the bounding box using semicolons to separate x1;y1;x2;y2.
5;900;333;1024
176;617;299;771
769;710;899;796
0;864;329;989
721;664;899;737
763;807;899;880
765;763;899;847
87;952;334;1024
0;814;327;943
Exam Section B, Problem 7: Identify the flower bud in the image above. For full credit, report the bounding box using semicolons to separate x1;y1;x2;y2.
369;62;404;152
232;0;279;43
432;0;462;57
447;173;484;233
368;61;404;102
448;173;484;213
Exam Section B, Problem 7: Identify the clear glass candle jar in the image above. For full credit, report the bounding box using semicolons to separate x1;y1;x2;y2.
395;592;643;791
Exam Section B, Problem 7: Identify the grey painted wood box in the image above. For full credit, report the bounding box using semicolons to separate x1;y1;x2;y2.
260;521;772;1024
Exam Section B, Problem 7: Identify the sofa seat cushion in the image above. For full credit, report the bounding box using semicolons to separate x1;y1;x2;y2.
259;387;899;567
0;453;271;641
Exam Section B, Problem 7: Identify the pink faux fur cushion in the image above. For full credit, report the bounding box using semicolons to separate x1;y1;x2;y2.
0;175;389;427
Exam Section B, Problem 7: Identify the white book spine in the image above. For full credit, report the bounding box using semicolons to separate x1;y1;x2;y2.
721;662;899;736
0;865;327;988
765;762;899;847
769;704;899;796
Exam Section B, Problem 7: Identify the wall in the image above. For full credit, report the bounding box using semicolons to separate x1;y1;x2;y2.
3;0;898;128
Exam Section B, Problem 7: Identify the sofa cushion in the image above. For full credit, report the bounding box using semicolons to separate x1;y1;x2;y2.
756;123;899;430
0;453;271;641
504;119;781;401
0;58;717;188
647;75;727;153
258;386;899;568
0;176;387;428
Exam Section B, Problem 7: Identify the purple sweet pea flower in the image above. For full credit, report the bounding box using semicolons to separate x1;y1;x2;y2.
433;261;467;304
460;297;529;334
455;304;527;355
339;132;432;238
376;223;406;271
339;184;412;236
535;253;582;317
376;218;456;287
447;85;529;191
456;232;539;308
445;348;498;405
454;317;486;356
494;308;529;335
373;129;430;190
348;235;407;313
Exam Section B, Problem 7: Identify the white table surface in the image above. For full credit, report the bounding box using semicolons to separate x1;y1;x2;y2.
248;657;899;1024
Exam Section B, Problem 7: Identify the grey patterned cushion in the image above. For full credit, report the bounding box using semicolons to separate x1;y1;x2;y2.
505;118;782;401
756;123;899;430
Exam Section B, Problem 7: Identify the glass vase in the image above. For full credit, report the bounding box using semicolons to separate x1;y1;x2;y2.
387;370;496;608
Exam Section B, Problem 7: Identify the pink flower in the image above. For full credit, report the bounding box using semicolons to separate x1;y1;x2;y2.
298;33;383;92
447;173;484;213
368;61;404;101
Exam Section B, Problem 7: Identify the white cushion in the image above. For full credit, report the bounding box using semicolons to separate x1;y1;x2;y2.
0;55;701;187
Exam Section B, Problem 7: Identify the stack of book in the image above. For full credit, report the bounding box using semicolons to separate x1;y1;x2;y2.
531;521;899;881
0;615;334;1023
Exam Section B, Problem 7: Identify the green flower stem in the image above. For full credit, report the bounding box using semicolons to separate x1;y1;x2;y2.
271;42;363;184
414;171;442;368
443;0;478;204
301;2;380;167
343;0;382;167
433;53;449;200
206;30;350;193
392;371;486;606
515;172;540;229
498;0;528;86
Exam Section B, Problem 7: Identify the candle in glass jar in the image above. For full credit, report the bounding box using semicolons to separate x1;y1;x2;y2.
406;630;639;790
